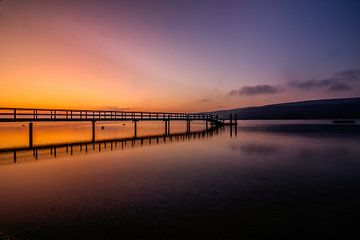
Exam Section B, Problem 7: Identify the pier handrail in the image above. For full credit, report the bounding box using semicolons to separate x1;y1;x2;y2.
0;107;224;123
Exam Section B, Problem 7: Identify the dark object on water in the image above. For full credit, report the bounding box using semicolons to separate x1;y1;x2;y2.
101;126;105;130
122;123;126;126
333;120;356;124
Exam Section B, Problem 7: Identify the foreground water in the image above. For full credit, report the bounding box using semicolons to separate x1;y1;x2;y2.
0;121;360;239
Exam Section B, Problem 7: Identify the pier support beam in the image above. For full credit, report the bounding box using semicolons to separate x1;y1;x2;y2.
133;120;138;138
29;122;33;148
230;113;233;126
167;120;170;135
234;113;237;126
186;120;191;133
164;121;168;135
92;120;96;142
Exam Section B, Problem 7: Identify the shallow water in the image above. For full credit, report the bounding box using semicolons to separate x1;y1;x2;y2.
0;122;360;239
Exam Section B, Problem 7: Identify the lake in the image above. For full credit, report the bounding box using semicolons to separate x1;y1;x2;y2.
1;121;360;239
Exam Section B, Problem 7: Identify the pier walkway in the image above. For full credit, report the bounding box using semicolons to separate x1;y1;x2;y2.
0;107;227;147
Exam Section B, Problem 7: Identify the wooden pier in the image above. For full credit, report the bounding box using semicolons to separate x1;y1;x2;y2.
0;107;225;147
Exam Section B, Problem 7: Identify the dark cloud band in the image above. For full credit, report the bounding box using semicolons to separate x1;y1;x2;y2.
228;85;283;96
289;68;360;92
227;68;359;98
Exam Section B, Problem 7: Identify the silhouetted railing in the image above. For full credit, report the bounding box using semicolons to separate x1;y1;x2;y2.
0;107;224;123
0;108;226;148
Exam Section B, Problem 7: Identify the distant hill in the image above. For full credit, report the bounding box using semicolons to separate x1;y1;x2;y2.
209;97;360;120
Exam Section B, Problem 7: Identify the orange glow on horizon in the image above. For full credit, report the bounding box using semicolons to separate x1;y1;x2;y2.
2;1;355;112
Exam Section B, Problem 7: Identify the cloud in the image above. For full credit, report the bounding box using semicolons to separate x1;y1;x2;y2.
199;98;210;103
228;84;283;96
327;82;352;92
333;69;360;82
227;68;359;98
289;68;360;92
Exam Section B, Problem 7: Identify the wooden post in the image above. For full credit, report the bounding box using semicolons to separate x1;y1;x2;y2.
92;120;96;142
29;122;33;148
230;113;232;125
234;113;237;125
167;119;170;135
13;151;17;163
134;120;137;138
165;121;168;135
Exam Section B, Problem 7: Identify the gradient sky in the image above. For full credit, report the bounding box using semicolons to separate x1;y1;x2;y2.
1;0;360;112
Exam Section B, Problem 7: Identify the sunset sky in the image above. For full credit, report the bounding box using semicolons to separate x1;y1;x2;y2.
1;0;359;112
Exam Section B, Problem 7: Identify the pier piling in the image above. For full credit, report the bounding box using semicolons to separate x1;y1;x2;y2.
92;120;96;142
29;122;33;148
134;120;138;138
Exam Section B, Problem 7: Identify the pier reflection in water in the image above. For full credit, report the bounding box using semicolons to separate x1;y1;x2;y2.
0;126;223;165
1;123;360;239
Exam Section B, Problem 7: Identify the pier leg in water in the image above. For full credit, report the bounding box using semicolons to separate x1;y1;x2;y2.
92;120;96;142
164;121;168;135
206;120;208;130
29;122;33;148
234;113;237;126
133;120;138;138
167;120;171;135
230;113;233;126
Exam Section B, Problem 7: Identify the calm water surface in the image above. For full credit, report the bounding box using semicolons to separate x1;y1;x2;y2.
0;122;360;239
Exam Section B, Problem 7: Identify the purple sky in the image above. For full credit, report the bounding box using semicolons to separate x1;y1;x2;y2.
1;0;359;111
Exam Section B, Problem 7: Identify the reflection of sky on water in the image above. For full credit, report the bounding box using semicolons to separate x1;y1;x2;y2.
0;123;360;239
0;121;207;148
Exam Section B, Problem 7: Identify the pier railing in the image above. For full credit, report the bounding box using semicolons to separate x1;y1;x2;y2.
0;107;224;123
